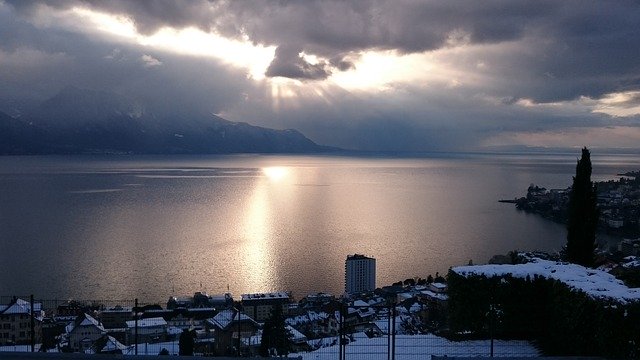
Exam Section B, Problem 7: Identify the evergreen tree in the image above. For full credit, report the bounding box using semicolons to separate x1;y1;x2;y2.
178;329;195;356
565;147;599;267
259;305;291;357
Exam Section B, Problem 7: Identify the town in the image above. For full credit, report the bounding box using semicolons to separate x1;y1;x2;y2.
2;252;640;358
507;171;640;253
0;254;519;358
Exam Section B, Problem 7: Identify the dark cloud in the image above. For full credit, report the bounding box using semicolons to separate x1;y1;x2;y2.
2;0;640;151
265;45;331;80
5;0;640;97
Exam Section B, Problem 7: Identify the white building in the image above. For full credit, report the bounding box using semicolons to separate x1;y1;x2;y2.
345;254;376;295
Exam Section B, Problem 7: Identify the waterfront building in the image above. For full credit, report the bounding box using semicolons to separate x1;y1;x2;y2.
345;254;376;295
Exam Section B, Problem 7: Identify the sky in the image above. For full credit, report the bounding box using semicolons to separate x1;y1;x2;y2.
1;0;640;152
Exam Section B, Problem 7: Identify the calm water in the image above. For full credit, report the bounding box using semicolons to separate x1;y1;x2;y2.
1;153;639;303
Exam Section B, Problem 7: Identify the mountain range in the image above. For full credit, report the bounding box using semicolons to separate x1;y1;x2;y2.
0;86;334;155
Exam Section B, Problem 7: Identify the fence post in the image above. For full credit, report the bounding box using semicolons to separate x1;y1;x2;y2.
30;295;35;352
237;308;242;357
135;298;138;355
387;305;391;360
391;305;396;360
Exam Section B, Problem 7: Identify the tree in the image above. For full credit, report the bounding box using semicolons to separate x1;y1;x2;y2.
179;329;195;356
259;305;291;357
565;147;599;267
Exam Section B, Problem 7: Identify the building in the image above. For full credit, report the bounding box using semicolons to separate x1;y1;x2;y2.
67;313;106;352
206;309;259;356
345;254;376;295
241;292;291;322
99;306;133;329
0;298;43;346
125;317;167;345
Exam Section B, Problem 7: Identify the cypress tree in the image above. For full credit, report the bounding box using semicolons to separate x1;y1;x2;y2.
259;305;291;357
565;147;599;267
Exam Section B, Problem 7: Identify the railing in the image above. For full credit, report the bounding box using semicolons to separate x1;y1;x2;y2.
0;296;540;358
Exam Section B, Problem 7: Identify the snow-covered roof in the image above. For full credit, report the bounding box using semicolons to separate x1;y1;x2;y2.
420;290;449;301
101;336;128;352
0;298;42;315
353;300;369;307
241;292;290;301
102;306;132;313
452;258;640;304
207;309;258;330
430;282;447;290
285;311;330;326
409;303;423;313
79;314;103;328
348;307;376;319
286;325;307;343
166;326;183;335
67;313;105;334
126;317;167;328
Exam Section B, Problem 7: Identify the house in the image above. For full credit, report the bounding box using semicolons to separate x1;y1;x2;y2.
0;298;43;346
125;317;167;345
91;335;128;354
286;311;339;338
241;292;291;322
66;313;106;352
206;309;260;356
286;325;309;352
99;306;132;329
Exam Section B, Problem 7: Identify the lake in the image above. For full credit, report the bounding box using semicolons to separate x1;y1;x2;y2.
1;152;639;304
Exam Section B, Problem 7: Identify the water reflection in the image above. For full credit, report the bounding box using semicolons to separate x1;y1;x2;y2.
242;179;271;288
262;166;289;181
240;166;292;291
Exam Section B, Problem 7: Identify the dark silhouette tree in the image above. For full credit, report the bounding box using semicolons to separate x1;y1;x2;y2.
179;329;195;356
565;147;599;267
259;305;291;357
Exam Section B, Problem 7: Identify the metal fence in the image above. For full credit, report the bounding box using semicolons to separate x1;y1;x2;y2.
0;296;539;358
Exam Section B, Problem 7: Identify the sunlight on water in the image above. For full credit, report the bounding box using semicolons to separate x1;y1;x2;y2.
242;180;272;288
262;166;289;181
1;153;639;302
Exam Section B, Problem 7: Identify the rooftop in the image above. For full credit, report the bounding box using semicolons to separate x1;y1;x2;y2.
125;317;167;328
241;292;290;301
346;254;375;261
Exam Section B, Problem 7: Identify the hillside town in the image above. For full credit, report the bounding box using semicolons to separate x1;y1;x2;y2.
0;254;457;357
508;171;640;252
2;252;640;358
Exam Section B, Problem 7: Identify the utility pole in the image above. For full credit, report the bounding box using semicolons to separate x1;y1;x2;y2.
391;305;396;360
30;295;35;353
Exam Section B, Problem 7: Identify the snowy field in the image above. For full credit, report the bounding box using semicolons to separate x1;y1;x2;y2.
294;332;539;360
1;334;539;359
